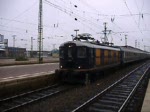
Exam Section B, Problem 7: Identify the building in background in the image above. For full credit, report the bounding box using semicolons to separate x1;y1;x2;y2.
26;49;59;58
51;49;59;58
5;47;26;58
0;34;26;58
0;34;6;58
0;34;60;58
0;46;5;58
4;39;8;48
26;50;53;58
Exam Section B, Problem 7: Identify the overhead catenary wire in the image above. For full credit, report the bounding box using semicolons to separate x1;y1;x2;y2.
44;0;100;33
42;0;148;48
122;0;144;36
1;0;149;50
1;0;148;36
3;0;38;26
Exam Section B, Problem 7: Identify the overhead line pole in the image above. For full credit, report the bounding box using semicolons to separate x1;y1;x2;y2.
101;22;111;45
135;40;137;48
31;37;34;58
38;0;43;63
12;35;16;47
125;35;127;46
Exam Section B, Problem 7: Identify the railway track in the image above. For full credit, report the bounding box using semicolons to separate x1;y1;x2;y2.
71;62;150;112
0;83;73;112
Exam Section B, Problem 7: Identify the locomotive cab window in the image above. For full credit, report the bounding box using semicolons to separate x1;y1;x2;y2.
68;47;73;58
59;48;64;58
77;47;86;58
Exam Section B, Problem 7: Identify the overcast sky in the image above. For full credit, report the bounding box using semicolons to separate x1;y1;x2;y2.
0;0;150;51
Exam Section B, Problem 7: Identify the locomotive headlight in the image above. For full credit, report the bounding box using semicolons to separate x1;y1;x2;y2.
78;66;81;69
60;66;63;68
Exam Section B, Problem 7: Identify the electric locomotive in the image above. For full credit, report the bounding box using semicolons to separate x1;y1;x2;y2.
55;33;149;83
56;33;121;83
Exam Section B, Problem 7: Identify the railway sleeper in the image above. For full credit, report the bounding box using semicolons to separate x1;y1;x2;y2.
116;85;134;90
101;97;125;102
98;99;121;105
12;100;25;105
121;81;138;85
88;106;115;112
105;93;127;99
90;102;119;111
109;91;129;96
27;95;40;99
0;103;14;111
111;89;130;93
113;87;132;91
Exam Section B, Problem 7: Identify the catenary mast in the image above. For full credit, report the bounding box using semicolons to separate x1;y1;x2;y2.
38;0;43;63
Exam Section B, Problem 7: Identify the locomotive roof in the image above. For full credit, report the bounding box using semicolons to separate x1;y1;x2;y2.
119;46;146;53
60;41;120;51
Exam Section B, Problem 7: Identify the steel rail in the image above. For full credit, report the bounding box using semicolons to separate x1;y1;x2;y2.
118;64;150;112
0;83;59;102
71;62;149;112
0;83;71;112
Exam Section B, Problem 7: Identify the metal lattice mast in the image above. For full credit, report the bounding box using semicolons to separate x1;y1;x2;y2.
31;37;33;58
12;35;16;47
101;22;111;45
103;22;108;43
31;37;33;51
38;0;43;63
135;40;137;48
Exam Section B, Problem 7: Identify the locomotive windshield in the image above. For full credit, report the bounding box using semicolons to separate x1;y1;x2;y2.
68;47;73;58
77;47;86;58
59;48;64;58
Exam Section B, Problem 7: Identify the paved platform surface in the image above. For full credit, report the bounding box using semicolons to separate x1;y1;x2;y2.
0;57;59;66
141;79;150;112
0;63;59;82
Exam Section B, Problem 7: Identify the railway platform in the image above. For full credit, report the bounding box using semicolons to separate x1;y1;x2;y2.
0;60;59;97
141;79;150;112
0;57;59;66
0;70;58;98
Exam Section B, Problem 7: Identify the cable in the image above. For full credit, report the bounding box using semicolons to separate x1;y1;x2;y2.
0;24;30;31
4;0;38;26
44;0;100;33
123;0;143;35
0;17;54;29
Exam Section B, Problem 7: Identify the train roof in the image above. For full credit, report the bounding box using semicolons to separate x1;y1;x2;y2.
119;46;146;53
60;41;120;51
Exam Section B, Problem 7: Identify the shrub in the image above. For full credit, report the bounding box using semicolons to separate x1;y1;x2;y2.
15;56;28;61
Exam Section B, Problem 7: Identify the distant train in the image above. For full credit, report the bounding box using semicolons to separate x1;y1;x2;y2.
55;33;150;83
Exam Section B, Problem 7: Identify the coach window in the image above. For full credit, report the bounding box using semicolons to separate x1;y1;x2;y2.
77;47;86;58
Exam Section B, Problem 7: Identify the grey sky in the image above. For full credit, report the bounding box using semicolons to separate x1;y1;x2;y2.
0;0;150;51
